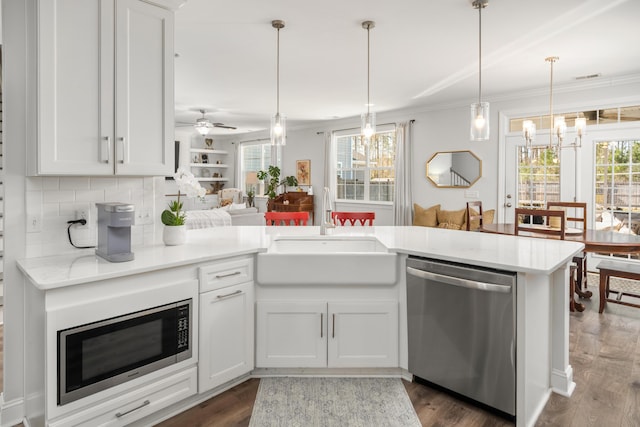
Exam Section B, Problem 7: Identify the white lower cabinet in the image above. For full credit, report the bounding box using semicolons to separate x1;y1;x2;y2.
49;367;197;427
256;300;398;368
198;259;255;393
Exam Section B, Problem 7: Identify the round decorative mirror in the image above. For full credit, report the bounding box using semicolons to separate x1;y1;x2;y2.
426;150;482;188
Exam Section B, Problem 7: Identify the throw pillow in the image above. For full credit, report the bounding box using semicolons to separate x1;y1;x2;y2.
220;198;233;207
413;204;440;227
438;222;462;230
462;208;496;231
436;208;466;227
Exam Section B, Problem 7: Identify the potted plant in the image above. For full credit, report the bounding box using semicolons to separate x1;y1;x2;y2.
280;175;298;193
246;188;256;208
257;165;281;210
162;168;205;245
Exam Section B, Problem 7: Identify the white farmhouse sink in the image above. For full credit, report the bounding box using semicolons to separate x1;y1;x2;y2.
257;235;397;285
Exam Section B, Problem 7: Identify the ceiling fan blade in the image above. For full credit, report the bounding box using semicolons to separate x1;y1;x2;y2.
213;123;237;130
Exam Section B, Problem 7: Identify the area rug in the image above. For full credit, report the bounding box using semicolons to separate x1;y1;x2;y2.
248;377;421;427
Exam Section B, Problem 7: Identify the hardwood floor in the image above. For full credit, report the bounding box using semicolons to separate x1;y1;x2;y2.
158;283;640;427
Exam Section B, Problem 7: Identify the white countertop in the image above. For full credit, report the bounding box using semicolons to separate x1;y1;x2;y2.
17;226;584;290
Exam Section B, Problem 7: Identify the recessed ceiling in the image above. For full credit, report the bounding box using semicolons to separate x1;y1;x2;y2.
174;0;640;135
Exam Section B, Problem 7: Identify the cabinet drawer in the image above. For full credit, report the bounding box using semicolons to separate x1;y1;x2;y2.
199;257;253;292
49;367;197;427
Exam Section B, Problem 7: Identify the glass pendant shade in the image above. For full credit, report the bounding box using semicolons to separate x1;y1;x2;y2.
554;116;566;143
270;113;286;146
470;102;490;141
575;117;586;137
522;120;536;146
361;111;376;142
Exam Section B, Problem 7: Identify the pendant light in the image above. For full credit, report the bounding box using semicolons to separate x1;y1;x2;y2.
470;0;489;141
271;20;286;146
361;21;376;143
546;56;564;149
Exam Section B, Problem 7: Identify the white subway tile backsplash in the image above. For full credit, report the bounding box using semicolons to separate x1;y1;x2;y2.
26;176;162;257
75;190;105;202
105;188;132;202
59;177;90;190
89;177;118;190
43;190;75;203
42;177;60;190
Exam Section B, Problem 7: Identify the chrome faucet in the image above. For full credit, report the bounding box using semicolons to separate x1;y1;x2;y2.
320;187;335;235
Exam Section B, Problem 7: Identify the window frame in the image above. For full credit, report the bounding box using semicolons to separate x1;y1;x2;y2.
237;140;281;197
333;124;396;204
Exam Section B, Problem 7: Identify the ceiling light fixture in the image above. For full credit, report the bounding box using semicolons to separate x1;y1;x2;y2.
271;20;286;146
361;20;376;143
194;109;213;136
546;56;565;149
470;0;489;141
522;120;536;147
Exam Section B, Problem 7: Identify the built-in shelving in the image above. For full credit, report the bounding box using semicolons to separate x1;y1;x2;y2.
190;148;228;155
189;163;229;168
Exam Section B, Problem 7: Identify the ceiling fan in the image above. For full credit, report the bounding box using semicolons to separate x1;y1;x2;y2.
177;109;237;135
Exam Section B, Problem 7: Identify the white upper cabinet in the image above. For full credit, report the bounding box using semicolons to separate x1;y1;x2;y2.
34;0;175;176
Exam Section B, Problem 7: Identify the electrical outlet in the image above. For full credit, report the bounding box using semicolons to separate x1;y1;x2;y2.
27;215;42;233
76;209;90;228
135;208;154;225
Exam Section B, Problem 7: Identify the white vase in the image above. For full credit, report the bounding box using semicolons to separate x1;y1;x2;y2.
163;225;186;246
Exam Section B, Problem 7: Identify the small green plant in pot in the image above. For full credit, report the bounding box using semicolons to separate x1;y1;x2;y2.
280;175;298;193
162;168;206;225
257;165;281;200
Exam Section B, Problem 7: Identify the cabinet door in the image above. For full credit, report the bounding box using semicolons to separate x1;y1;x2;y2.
199;282;254;393
37;0;114;175
256;301;327;368
327;301;398;368
115;0;174;176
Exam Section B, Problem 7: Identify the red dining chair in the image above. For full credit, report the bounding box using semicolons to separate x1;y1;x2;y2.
264;211;309;226
331;212;375;226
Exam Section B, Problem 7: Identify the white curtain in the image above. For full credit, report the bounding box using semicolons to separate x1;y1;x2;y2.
323;131;335;194
393;121;413;225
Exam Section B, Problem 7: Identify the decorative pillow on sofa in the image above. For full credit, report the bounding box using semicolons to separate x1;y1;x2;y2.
436;208;466;228
220;198;233;207
413;204;440;227
462;208;495;231
438;222;462;230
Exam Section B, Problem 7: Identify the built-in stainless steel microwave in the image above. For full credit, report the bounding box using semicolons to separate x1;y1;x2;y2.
57;299;192;406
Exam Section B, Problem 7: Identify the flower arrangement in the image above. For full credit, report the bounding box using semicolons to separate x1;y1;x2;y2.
162;168;206;226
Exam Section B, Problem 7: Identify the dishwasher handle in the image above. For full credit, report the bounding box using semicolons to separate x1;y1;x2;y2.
406;266;512;294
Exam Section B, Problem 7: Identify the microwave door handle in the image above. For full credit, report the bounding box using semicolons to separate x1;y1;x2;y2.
406;266;511;294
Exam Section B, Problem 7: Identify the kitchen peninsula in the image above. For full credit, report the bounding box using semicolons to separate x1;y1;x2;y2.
18;226;583;427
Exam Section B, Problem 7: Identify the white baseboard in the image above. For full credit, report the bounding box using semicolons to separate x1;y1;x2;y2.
0;395;25;427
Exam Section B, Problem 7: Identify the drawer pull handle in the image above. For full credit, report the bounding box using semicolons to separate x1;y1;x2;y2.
215;271;242;279
216;290;243;300
115;399;150;418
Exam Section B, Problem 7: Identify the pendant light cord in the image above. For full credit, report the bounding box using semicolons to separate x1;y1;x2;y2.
478;2;482;105
546;56;558;148
367;23;371;115
276;26;280;115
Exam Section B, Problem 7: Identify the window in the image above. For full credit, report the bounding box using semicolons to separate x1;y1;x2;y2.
238;141;276;196
517;146;560;207
334;126;396;202
595;140;640;239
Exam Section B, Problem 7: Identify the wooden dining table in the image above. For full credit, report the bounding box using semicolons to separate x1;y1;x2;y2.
482;223;640;311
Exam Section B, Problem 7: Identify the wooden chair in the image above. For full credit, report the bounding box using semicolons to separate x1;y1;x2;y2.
465;201;483;231
547;202;589;298
331;212;375;226
264;211;309;226
514;208;582;312
514;208;566;239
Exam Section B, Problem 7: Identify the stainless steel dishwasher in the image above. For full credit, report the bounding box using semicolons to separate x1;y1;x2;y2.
406;256;516;418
